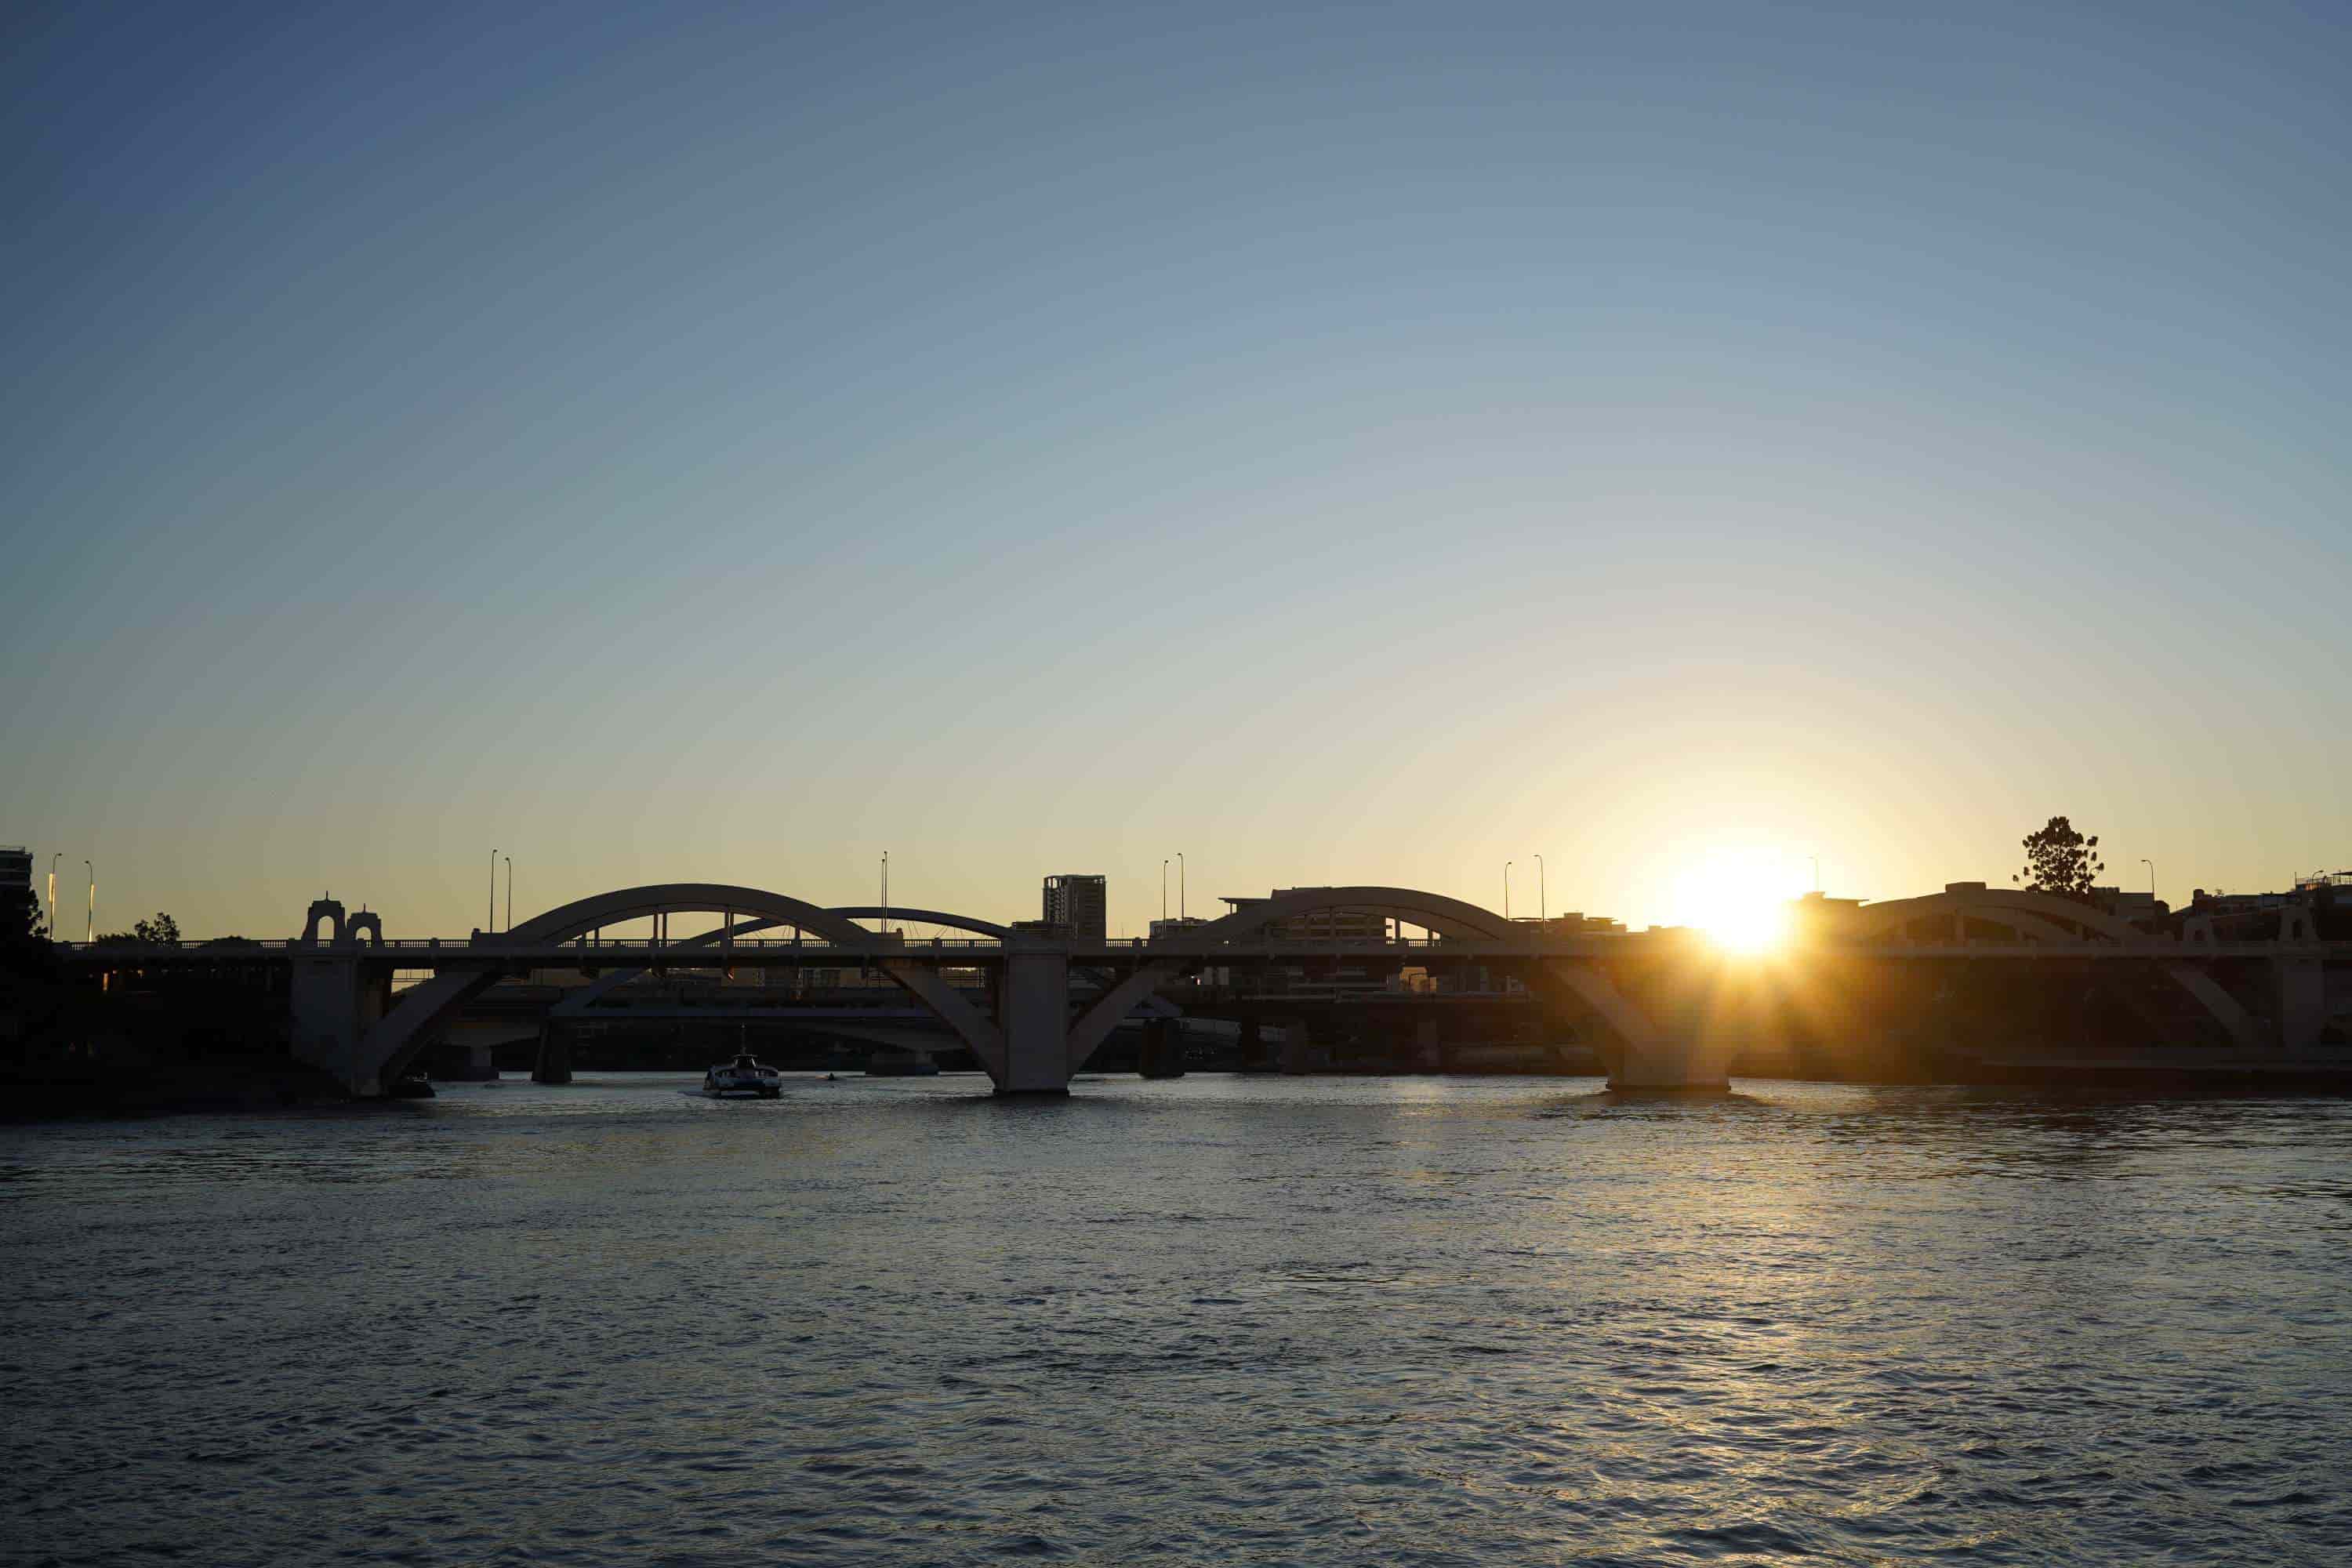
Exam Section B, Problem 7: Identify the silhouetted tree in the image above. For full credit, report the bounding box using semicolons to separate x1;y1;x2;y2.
1;887;42;945
134;912;180;945
2014;817;2104;903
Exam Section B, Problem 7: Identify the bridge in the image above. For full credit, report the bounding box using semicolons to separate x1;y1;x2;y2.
54;880;2350;1097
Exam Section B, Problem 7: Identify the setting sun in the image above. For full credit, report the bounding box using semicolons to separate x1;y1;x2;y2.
1669;848;1799;953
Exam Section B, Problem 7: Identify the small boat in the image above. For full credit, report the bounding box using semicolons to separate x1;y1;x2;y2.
702;1053;783;1099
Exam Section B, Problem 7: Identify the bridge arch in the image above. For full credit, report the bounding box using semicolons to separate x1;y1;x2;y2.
1837;887;2144;945
1189;885;1519;944
1835;887;2259;1051
358;884;1013;1091
1064;886;1523;1076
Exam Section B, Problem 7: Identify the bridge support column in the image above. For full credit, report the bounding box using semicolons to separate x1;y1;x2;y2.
998;939;1071;1094
289;950;374;1094
533;1022;572;1085
1139;1018;1186;1079
2275;956;2326;1054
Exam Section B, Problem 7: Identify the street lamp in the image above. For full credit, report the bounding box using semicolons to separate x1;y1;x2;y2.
1504;860;1513;921
488;848;497;934
504;855;513;932
84;858;93;944
880;851;889;935
49;853;59;942
2142;858;2155;900
1531;854;1545;924
1178;852;1185;920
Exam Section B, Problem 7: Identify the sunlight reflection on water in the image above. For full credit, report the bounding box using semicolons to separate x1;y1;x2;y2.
4;1074;2350;1565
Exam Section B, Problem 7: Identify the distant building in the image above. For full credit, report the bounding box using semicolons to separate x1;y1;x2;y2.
1041;875;1107;945
1149;916;1210;942
0;846;27;898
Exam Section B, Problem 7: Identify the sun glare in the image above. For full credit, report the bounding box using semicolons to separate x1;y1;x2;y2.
1670;848;1797;954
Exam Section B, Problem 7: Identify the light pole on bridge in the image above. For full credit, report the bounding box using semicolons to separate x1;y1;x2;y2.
84;858;93;945
1503;860;1512;922
488;848;497;934
880;850;889;936
49;853;59;942
504;855;513;933
2142;858;2155;902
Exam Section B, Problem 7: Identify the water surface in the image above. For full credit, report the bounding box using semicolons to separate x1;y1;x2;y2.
5;1074;2348;1565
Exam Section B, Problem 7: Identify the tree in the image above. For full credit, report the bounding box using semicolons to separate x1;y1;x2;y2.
2014;816;2104;903
132;912;181;945
1;887;43;944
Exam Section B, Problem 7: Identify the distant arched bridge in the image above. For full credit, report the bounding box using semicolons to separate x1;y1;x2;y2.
57;879;2344;1096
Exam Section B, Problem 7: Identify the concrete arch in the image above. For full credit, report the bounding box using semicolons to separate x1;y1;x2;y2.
358;884;1010;1091
1189;885;1519;944
1842;887;2258;1050
1065;887;1522;1076
1842;888;2144;945
827;907;1014;941
345;912;383;947
301;899;345;946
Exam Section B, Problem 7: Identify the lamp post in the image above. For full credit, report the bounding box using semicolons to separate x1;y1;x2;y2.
1504;860;1512;921
504;855;513;932
1531;854;1545;924
1178;852;1185;920
880;851;889;935
84;859;93;944
488;848;497;934
49;853;59;941
2142;858;2155;901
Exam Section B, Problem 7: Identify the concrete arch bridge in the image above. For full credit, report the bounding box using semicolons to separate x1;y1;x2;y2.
255;880;2343;1096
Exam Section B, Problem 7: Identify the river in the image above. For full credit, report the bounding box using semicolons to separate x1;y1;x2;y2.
4;1073;2349;1565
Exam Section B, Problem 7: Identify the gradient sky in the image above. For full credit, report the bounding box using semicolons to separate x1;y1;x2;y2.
5;0;2347;939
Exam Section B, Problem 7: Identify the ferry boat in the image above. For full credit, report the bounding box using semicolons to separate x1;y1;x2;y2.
702;1054;783;1098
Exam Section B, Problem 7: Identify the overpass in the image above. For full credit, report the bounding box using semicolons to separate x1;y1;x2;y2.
55;880;2349;1097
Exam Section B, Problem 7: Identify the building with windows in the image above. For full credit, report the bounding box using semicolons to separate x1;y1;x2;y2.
1042;874;1108;945
0;846;28;898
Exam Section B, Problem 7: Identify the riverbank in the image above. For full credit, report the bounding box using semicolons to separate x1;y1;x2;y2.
0;1055;353;1121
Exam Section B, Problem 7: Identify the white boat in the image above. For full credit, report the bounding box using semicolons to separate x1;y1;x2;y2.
701;1054;783;1099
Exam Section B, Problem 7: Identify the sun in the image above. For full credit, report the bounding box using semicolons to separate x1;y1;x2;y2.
1669;848;1797;954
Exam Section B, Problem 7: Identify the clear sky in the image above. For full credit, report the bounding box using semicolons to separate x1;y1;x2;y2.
5;1;2346;940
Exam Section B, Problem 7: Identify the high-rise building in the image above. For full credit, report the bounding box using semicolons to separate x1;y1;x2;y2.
1042;874;1108;945
0;846;30;898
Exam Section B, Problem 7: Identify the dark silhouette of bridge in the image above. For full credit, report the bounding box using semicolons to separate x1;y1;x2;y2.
55;880;2346;1097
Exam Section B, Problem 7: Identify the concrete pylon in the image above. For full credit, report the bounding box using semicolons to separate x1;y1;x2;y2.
532;1022;572;1084
997;936;1072;1094
2274;956;2326;1054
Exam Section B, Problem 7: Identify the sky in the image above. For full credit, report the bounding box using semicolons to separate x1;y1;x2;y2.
4;0;2347;940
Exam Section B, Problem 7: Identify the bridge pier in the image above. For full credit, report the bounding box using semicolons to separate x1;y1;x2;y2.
2275;956;2326;1054
532;1022;572;1084
997;938;1072;1094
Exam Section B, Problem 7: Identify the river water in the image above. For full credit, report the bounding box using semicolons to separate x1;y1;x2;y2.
4;1073;2349;1566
